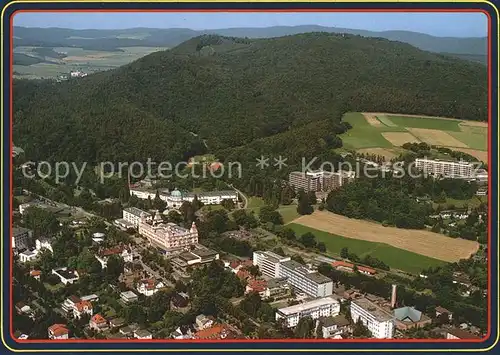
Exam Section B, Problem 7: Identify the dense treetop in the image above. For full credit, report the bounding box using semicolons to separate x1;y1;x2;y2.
14;33;487;163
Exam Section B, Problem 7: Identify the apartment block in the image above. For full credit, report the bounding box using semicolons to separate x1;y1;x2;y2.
276;297;340;328
12;227;33;250
252;251;291;278
415;158;475;179
289;170;354;193
252;251;333;298
350;297;395;339
279;260;333;298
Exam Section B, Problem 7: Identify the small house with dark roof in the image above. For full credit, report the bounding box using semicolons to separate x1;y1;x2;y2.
435;306;453;321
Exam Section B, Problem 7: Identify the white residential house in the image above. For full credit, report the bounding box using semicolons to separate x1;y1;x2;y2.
52;267;79;285
35;237;54;253
195;314;215;330
19;249;38;263
95;246;134;269
73;300;93;319
136;279;165;297
48;324;69;340
120;291;139;304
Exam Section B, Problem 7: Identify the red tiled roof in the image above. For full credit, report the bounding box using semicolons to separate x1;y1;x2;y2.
75;300;92;312
48;324;69;337
229;261;241;269
139;279;157;290
69;295;82;304
332;261;376;275
101;246;124;257
194;324;227;339
30;270;41;276
242;259;253;267
236;269;250;280
91;314;107;324
247;278;267;293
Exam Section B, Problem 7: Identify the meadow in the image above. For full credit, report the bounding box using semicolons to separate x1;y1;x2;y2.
340;112;487;162
288;223;447;274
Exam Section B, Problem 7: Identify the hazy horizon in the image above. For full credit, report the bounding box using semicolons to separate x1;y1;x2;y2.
13;12;488;38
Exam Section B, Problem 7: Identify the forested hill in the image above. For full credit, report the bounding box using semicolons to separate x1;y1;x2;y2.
13;33;487;164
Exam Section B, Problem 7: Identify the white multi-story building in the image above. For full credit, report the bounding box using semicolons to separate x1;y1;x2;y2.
129;188;158;201
253;251;291;278
415;158;475;179
12;227;33;250
129;188;238;208
276;297;340;328
138;213;198;251
280;260;333;298
253;252;333;298
122;207;152;227
350;297;395;339
289;170;355;193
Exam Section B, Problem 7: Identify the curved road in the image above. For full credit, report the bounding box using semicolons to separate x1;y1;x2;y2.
228;184;248;209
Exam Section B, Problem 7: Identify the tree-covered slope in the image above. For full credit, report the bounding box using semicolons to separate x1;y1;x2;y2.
13;33;487;163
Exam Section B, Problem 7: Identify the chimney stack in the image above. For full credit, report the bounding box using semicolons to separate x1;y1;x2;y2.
391;284;397;308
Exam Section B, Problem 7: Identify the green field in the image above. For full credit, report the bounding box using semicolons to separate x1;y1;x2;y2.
277;205;300;224
246;196;265;209
449;126;488;150
340;112;487;161
376;115;398;127
341;113;400;149
384;115;462;131
288;224;447;274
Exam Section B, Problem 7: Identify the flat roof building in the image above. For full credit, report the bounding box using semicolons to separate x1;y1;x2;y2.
350;297;395;339
253;251;333;298
415;158;475;179
289;170;355;193
276;297;340;328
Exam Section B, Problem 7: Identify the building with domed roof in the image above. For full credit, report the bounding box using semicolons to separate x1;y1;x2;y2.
129;187;238;209
138;212;198;251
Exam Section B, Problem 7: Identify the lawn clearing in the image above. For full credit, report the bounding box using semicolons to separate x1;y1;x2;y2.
381;132;420;146
376;115;398;127
408;128;468;148
288;224;446;274
385;115;462;132
293;211;479;262
341;113;395;149
278;205;300;224
247;197;265;209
